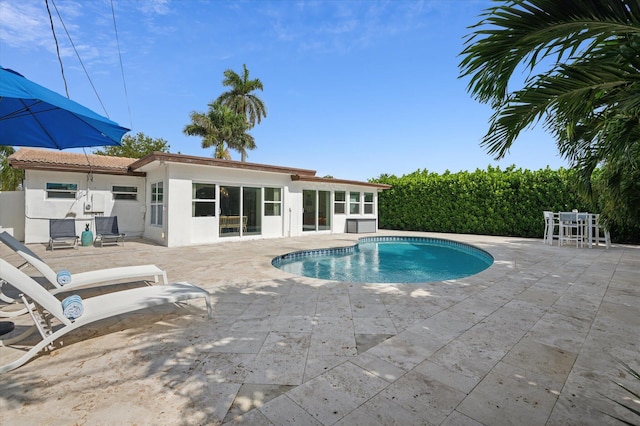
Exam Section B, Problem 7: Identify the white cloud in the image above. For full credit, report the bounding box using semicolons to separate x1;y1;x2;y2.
255;0;443;55
0;1;52;50
136;0;171;16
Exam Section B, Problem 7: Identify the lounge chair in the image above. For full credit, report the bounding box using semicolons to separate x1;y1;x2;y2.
94;216;125;247
0;258;212;373
0;231;168;317
49;219;79;250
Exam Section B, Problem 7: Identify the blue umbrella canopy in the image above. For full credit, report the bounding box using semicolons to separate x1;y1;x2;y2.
0;66;129;149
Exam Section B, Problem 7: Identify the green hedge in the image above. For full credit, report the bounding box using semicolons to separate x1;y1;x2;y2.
372;166;639;241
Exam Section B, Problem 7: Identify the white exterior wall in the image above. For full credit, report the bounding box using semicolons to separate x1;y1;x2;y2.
142;166;167;246
0;191;26;240
23;170;145;244
288;181;379;236
16;160;383;247
161;163;294;247
139;162;382;247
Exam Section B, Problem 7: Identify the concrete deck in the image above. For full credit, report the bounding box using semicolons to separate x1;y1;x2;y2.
1;230;638;425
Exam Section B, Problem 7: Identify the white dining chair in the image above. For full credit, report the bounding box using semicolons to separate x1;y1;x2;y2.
543;211;558;245
587;214;611;249
558;212;584;247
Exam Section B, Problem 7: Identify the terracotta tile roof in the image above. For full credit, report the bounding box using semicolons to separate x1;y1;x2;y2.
8;148;139;175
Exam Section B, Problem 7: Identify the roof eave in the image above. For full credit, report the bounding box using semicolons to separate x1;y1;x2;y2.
8;159;145;177
130;152;318;176
290;174;391;190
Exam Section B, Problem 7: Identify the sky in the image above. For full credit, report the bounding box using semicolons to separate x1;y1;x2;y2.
0;0;569;181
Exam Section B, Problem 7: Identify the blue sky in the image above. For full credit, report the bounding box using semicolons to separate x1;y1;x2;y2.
0;0;568;181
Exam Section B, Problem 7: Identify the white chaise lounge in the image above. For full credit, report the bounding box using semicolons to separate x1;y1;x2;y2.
0;258;212;373
0;231;167;307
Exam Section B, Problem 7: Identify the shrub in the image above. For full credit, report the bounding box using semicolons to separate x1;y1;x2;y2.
373;166;639;243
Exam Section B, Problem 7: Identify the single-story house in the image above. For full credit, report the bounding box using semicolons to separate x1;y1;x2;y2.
7;148;390;247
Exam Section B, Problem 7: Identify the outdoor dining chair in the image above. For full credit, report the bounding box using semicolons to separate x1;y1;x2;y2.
49;219;79;250
543;211;558;245
586;214;611;249
558;212;585;248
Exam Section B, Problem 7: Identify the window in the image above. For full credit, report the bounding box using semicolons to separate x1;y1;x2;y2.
150;181;163;226
46;182;77;199
349;192;360;214
112;185;138;201
192;183;216;217
364;192;374;214
264;187;282;216
334;191;346;214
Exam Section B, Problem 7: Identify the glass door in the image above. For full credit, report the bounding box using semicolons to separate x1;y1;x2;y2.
219;186;241;237
303;190;316;232
243;186;261;236
303;190;331;232
318;190;331;231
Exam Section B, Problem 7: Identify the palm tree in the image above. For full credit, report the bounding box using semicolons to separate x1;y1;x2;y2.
458;0;640;226
0;146;24;191
216;64;267;129
183;102;255;161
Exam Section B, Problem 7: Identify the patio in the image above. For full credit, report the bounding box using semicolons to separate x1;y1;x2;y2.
1;230;638;425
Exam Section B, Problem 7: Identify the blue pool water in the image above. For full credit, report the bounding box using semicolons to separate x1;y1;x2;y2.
272;236;494;283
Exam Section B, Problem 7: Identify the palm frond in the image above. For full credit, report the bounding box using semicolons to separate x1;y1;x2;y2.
460;0;640;105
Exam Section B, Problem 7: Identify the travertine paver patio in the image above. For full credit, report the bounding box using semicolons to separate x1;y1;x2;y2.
0;230;638;425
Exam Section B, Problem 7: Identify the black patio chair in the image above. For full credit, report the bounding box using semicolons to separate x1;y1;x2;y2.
94;216;125;247
49;219;79;250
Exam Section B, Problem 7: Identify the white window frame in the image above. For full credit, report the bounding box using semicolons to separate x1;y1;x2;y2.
334;191;346;214
112;185;138;201
364;192;374;214
150;181;163;226
264;187;282;216
349;191;360;215
45;182;78;199
192;182;216;217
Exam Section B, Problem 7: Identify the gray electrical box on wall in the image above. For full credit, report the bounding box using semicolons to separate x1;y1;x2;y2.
91;193;106;212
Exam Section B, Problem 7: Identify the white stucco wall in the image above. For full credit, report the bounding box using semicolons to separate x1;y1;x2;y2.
18;159;383;247
142;166;167;246
23;170;145;244
288;181;379;236
162;163;293;247
0;191;26;240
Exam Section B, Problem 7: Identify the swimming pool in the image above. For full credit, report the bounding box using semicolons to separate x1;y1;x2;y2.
272;236;494;283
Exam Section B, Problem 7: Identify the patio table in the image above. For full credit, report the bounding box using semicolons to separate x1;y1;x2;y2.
554;212;608;248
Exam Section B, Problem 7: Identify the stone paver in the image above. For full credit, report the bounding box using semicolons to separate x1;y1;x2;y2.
1;230;639;425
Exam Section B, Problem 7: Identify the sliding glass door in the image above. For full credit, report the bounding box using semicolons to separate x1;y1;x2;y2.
303;190;316;232
219;186;240;237
243;186;261;236
219;185;261;237
303;190;331;232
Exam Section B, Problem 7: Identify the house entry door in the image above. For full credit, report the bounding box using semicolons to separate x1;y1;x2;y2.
219;185;262;237
219;186;241;237
303;190;331;232
303;190;316;232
